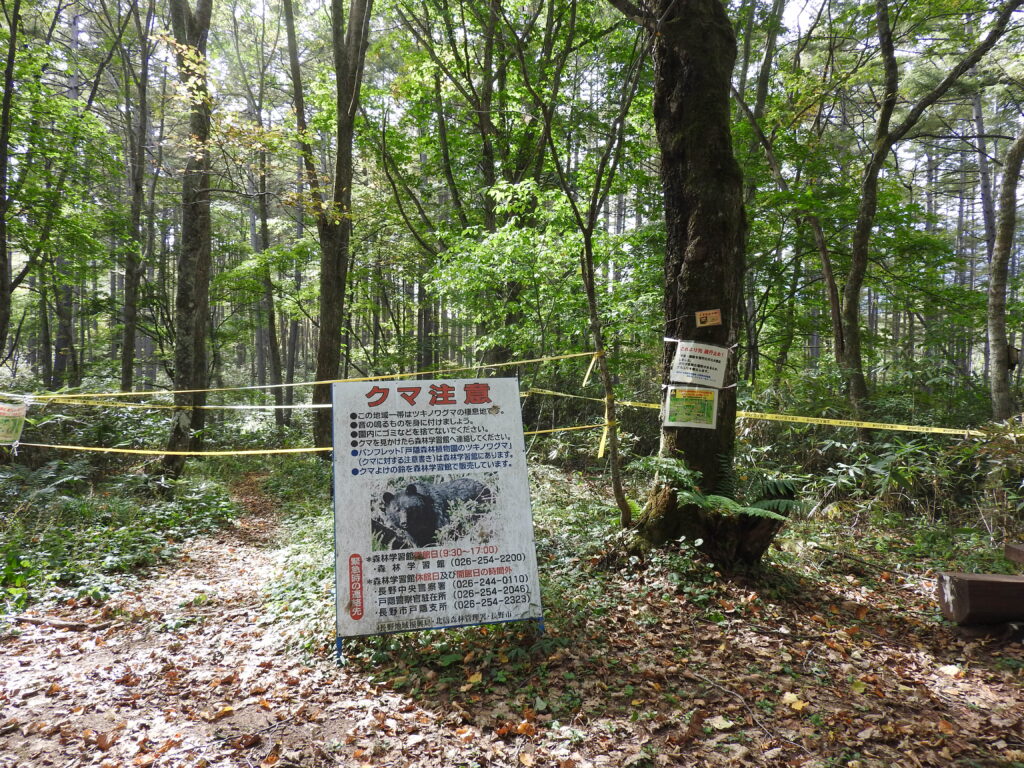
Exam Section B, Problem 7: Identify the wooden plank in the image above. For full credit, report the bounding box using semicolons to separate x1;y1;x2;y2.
1005;542;1024;565
937;572;1024;624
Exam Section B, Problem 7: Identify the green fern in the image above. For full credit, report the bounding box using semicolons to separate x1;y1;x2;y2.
626;498;643;519
712;453;738;497
629;456;701;490
750;497;803;517
750;477;803;518
759;478;799;499
677;490;787;521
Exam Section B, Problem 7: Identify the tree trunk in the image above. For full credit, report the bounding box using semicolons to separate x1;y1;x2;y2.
283;0;373;449
120;0;154;392
0;0;20;361
164;0;214;477
634;0;748;558
51;258;78;388
838;0;1022;416
38;280;52;386
257;151;284;426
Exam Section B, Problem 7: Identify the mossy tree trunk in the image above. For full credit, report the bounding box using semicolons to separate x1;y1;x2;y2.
609;0;763;567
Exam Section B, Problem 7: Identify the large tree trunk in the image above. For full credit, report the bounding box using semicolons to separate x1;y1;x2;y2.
164;0;214;477
635;0;748;560
988;133;1024;421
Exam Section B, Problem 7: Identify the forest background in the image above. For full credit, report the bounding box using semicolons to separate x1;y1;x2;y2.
1;0;1024;551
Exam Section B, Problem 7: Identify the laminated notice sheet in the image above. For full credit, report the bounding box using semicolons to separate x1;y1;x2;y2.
669;341;729;388
0;402;27;445
663;386;718;430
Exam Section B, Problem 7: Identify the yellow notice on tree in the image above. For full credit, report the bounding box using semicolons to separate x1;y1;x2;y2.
664;386;717;430
0;402;27;444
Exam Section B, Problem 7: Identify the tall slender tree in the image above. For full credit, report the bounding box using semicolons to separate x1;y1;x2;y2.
828;0;1022;415
988;132;1024;421
117;0;156;392
0;0;22;364
282;0;373;449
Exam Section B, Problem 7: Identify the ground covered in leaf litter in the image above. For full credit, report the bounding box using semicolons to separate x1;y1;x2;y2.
2;474;1024;768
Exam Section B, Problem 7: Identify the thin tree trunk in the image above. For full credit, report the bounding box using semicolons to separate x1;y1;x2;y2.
51;259;78;388
283;0;373;449
120;0;154;392
0;0;20;362
839;0;1022;416
164;0;214;477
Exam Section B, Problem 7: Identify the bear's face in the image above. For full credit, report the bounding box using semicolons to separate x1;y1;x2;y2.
383;485;439;546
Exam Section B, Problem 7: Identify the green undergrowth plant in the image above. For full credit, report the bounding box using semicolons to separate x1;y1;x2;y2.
795;432;1024;537
776;510;1020;578
751;426;1024;578
16;396;173;471
0;459;240;615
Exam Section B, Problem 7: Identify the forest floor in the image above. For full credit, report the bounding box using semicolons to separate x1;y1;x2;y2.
2;474;1024;768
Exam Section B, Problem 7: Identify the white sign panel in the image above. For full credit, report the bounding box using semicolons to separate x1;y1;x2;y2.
332;378;542;638
669;341;729;388
0;402;27;445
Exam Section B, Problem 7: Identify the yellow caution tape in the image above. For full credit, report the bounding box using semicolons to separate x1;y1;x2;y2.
735;411;987;437
15;442;333;456
46;398;330;411
526;388;990;437
12;366;996;454
582;351;601;388
526;388;658;410
18;424;609;453
29;351;599;403
598;420;611;459
523;423;608;436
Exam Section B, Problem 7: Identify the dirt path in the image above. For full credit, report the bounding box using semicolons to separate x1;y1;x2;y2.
5;477;1024;768
0;478;493;768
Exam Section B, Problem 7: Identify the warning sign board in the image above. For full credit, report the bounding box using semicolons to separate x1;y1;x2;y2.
332;378;542;638
669;341;729;388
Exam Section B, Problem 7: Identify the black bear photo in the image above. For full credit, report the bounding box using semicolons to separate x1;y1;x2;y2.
375;477;493;549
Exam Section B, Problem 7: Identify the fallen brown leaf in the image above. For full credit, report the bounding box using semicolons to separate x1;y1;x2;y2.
260;741;282;767
96;730;122;751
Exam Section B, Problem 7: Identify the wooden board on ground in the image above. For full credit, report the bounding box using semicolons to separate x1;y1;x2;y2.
1005;542;1024;565
937;572;1024;624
